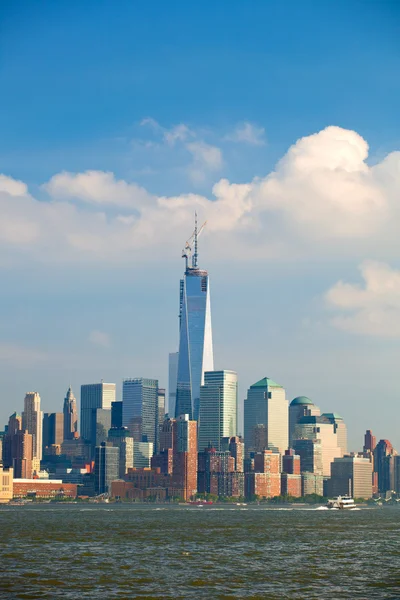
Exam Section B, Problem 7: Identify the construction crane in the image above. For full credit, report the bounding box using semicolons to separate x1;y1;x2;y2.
182;213;207;270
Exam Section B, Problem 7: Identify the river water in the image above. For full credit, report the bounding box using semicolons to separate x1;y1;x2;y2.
1;504;399;599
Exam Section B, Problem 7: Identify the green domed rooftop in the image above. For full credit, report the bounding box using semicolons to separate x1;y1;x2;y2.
290;396;313;406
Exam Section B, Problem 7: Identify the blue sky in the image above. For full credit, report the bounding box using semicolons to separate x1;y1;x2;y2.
0;0;400;448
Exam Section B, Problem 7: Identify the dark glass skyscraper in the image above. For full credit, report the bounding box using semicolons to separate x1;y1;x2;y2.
175;218;214;421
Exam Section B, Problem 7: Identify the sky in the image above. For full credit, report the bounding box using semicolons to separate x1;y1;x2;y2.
0;0;400;449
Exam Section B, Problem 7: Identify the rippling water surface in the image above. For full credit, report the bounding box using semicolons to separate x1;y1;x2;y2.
1;504;400;599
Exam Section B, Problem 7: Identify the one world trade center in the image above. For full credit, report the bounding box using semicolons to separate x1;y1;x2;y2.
175;216;214;421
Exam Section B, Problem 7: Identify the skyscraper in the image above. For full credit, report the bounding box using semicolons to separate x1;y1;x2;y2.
43;413;64;451
330;455;372;499
293;415;342;477
364;430;376;453
80;383;115;442
94;442;120;495
174;414;198;500
175;217;214;420
198;370;238;451
156;388;166;452
322;413;348;455
244;377;288;456
374;439;395;494
168;352;179;417
108;426;134;478
122;378;159;447
63;386;78;441
289;396;321;446
22;392;43;463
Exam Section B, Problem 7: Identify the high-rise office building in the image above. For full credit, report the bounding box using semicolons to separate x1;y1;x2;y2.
292;438;323;475
322;413;348;455
123;378;159;447
293;415;342;477
22;392;43;463
157;388;166;452
2;413;22;468
94;442;120;495
289;396;321;446
244;377;288;456
330;455;372;499
12;430;34;479
374;439;395;494
168;352;179;417
43;413;64;451
199;371;237;451
111;401;123;428
173;414;198;500
107;427;134;478
364;430;376;453
175;218;214;421
92;408;112;448
133;441;154;468
80;383;115;443
63;386;78;441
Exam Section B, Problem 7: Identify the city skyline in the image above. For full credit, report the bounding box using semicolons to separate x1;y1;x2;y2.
1;2;400;451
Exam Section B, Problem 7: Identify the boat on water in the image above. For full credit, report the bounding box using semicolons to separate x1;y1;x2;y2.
327;495;356;510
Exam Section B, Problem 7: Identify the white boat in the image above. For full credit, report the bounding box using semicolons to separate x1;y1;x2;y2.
327;495;356;510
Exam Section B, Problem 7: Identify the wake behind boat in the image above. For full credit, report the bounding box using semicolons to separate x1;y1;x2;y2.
327;495;356;510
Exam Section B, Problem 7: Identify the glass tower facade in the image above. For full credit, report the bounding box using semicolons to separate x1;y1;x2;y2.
175;259;214;421
122;378;159;446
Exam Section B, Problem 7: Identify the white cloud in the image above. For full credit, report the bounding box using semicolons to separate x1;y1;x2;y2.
186;141;223;183
226;122;266;146
325;261;400;337
44;170;153;209
164;123;193;146
89;330;111;348
0;125;399;265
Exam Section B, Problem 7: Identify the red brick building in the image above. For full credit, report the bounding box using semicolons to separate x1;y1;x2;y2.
13;479;77;499
173;415;198;500
282;449;301;475
254;450;280;475
281;473;302;497
245;472;281;499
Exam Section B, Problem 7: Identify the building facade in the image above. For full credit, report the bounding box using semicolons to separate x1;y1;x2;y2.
80;383;115;443
174;414;198;500
330;455;372;499
244;377;288;456
168;352;179;417
175;221;214;421
94;442;120;494
198;370;237;451
63;386;78;441
0;464;13;503
43;413;64;451
293;415;342;477
123;378;159;447
289;396;321;446
22;392;43;464
107;426;134;478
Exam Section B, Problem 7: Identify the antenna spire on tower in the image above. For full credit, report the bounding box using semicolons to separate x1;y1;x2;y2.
193;211;198;268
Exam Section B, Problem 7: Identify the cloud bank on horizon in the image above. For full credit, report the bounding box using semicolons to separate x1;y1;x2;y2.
1;123;400;337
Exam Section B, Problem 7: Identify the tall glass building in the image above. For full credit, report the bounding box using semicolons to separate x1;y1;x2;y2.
122;378;159;447
198;370;238;452
175;219;214;421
